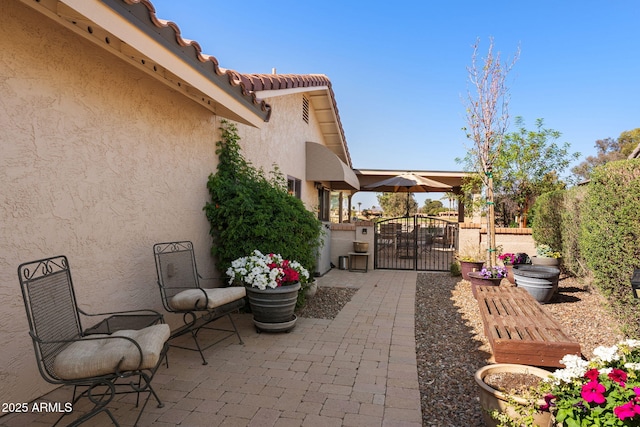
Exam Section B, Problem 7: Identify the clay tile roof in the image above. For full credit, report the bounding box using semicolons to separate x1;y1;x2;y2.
119;0;271;121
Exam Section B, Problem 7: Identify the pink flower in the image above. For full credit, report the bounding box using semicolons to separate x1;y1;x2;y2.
609;368;628;386
581;381;606;404
614;401;640;420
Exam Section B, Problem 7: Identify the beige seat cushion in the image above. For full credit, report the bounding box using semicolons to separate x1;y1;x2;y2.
53;324;170;380
169;286;246;311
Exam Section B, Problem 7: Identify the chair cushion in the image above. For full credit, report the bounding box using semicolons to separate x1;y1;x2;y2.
53;324;170;380
169;286;246;311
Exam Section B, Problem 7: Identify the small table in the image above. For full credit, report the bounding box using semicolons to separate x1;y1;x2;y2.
84;312;164;335
348;252;369;273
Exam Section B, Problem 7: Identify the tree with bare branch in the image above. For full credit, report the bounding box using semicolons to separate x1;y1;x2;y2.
463;38;519;267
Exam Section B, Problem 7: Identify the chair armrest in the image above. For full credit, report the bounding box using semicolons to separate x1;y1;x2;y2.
78;307;163;318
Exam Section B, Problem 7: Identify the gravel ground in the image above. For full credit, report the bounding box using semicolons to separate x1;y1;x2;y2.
416;273;624;427
298;274;624;426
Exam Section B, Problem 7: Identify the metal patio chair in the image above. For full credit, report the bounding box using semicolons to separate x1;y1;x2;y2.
153;241;245;365
18;255;170;427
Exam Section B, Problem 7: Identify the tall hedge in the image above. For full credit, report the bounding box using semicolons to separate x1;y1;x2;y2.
581;159;640;335
204;121;322;277
561;186;588;277
531;190;564;252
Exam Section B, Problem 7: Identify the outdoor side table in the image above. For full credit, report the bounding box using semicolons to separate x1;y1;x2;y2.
348;252;369;273
84;312;164;335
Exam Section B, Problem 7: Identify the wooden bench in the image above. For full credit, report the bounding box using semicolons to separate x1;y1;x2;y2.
476;285;581;368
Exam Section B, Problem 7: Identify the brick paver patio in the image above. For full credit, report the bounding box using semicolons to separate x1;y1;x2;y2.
2;269;422;427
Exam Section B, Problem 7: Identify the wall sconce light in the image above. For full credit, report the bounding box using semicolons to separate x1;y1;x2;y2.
361;228;368;235
631;269;640;298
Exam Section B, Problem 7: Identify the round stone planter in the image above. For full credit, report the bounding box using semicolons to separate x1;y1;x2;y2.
531;256;561;267
475;363;553;427
468;271;502;299
304;281;318;299
460;260;485;282
513;265;560;303
245;282;300;332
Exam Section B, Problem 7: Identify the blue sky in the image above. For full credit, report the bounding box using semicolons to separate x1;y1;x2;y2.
150;0;640;210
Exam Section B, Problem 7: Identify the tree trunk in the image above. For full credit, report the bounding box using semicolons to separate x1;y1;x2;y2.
487;174;497;267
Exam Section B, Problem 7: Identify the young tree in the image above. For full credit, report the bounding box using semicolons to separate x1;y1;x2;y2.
463;38;519;266
496;117;580;227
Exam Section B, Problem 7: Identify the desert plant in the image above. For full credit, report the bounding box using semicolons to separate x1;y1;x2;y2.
531;189;564;254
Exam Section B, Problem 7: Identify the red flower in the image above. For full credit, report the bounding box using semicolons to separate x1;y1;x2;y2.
584;369;600;381
609;368;628;386
581;381;606;404
540;394;556;411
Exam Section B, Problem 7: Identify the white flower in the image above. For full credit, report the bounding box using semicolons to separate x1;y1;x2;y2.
593;345;620;363
547;354;589;385
226;250;308;289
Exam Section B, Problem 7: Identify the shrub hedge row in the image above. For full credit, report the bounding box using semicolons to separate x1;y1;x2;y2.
531;159;640;336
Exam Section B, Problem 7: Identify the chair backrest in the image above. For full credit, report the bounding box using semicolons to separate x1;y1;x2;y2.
154;241;201;312
18;255;82;382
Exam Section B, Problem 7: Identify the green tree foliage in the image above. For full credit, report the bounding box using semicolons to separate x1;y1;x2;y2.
204;121;321;277
495;117;580;227
421;198;445;216
571;128;640;182
580;159;640;335
377;192;417;217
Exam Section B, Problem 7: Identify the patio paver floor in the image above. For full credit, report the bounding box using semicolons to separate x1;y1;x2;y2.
1;269;421;427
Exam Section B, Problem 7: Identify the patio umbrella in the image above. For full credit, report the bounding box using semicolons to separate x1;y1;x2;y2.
364;173;452;216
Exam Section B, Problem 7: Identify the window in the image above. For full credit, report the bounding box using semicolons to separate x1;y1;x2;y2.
318;187;330;221
302;96;309;124
287;176;301;199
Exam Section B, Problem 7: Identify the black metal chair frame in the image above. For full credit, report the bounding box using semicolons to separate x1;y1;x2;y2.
153;241;244;365
18;255;169;427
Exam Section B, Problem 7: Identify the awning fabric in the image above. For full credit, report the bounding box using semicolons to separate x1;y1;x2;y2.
305;142;360;190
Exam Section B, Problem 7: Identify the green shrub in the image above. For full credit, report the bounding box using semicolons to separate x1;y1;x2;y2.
580;159;640;335
450;261;461;277
531;190;564;253
204;120;322;282
561;186;588;277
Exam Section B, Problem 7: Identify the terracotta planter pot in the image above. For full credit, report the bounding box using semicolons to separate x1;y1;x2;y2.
245;282;300;332
468;271;502;299
504;264;516;284
475;363;553;427
460;260;485;281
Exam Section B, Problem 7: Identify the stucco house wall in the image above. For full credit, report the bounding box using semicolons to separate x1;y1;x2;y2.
235;93;326;210
0;1;231;404
1;1;337;406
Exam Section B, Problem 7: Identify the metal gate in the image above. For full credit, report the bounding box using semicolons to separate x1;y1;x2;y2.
374;215;458;271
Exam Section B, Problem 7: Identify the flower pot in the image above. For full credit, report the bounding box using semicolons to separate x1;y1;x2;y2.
460;260;484;281
513;265;560;304
475;363;553;427
531;256;561;267
353;241;369;253
468;271;502;299
504;264;516;285
245;282;300;332
304;281;318;299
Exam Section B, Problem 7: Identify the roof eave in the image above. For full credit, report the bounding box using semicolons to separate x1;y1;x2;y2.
25;0;271;127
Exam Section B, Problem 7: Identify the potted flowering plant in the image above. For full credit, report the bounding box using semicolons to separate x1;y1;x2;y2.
468;266;507;298
532;244;562;267
498;253;530;284
536;340;640;426
227;250;309;332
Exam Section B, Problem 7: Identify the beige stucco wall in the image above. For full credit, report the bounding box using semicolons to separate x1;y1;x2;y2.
234;93;330;211
0;1;230;405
